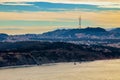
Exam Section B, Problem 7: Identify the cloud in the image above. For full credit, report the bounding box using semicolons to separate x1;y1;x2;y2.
0;0;120;5
0;28;22;30
0;11;120;28
0;26;65;34
0;0;120;2
0;2;33;6
0;12;79;21
0;2;120;13
98;4;120;8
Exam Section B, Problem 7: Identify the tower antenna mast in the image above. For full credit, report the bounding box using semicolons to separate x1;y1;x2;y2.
79;16;81;29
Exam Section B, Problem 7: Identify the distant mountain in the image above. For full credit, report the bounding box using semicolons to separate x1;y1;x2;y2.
41;27;108;38
0;33;8;41
1;27;120;42
110;28;120;33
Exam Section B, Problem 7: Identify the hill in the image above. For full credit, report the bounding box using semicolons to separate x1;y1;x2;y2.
0;27;120;42
110;28;120;33
0;41;120;67
41;27;108;38
0;33;8;41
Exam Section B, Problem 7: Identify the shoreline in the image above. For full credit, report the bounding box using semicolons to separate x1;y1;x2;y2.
0;59;120;70
0;59;120;80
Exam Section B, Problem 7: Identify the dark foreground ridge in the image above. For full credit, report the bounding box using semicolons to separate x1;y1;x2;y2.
0;41;120;67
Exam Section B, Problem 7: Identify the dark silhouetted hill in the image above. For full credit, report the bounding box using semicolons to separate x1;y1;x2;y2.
0;41;120;67
110;28;120;33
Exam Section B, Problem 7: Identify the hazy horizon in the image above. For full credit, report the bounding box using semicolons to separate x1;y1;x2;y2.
0;27;116;35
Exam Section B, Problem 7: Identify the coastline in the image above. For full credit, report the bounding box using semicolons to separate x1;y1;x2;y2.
0;59;120;80
0;59;120;70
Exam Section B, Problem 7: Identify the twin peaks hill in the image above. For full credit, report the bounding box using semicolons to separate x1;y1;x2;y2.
0;27;120;42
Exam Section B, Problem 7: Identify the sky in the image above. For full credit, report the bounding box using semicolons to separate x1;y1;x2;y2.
0;0;120;34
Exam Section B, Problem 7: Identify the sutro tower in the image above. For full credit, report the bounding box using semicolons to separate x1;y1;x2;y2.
79;16;81;29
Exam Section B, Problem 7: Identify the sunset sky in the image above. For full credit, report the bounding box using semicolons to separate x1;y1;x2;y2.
0;0;120;34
